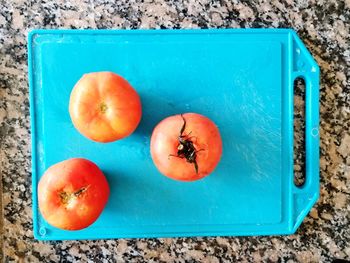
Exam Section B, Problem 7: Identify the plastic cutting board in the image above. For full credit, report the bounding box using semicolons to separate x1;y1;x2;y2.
28;29;320;240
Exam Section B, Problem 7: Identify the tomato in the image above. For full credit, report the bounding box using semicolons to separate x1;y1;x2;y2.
150;113;222;181
38;158;110;230
69;72;142;143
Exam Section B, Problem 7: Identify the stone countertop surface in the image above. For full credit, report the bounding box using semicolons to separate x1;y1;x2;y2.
1;0;349;262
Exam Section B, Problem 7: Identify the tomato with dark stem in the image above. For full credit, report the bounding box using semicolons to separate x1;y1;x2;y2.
38;158;109;230
150;113;222;181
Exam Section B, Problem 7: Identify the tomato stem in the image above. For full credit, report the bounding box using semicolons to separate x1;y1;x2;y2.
59;185;90;205
59;192;70;204
99;102;108;113
168;114;204;174
73;186;89;197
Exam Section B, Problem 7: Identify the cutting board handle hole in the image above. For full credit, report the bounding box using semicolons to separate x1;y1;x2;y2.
293;77;306;187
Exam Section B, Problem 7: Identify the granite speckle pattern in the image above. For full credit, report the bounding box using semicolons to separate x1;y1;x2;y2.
1;0;350;262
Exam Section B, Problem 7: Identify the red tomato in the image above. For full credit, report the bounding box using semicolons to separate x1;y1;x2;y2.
38;158;109;230
69;72;142;143
150;113;222;181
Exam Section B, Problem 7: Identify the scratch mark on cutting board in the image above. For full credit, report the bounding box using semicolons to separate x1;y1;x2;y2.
229;71;281;182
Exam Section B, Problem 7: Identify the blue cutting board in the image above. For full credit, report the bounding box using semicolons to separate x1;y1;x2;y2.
28;29;320;240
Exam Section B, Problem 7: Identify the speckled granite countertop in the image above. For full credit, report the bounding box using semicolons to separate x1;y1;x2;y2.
1;0;349;262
